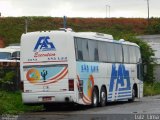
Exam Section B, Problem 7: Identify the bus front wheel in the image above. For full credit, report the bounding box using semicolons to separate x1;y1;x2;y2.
100;87;107;107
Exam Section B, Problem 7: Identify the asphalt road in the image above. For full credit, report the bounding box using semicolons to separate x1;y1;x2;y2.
12;95;160;120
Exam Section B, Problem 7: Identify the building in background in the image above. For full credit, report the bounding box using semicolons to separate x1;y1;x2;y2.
137;35;160;82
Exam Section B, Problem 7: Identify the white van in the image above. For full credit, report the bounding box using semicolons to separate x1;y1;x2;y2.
0;46;20;60
0;45;20;66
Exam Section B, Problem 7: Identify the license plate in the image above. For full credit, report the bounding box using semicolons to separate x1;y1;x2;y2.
42;97;52;102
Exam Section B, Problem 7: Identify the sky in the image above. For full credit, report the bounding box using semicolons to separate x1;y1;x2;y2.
0;0;159;18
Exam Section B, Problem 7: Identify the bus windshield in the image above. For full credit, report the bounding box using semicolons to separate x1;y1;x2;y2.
0;52;12;60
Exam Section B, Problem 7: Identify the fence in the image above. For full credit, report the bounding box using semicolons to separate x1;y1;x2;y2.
0;62;20;91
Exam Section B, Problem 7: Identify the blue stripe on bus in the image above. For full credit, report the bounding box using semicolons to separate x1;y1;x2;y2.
108;96;112;99
108;94;132;99
108;92;132;97
118;94;132;97
108;94;132;98
117;97;131;100
118;91;131;95
109;90;131;95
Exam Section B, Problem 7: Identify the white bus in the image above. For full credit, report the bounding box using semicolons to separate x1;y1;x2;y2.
20;29;143;107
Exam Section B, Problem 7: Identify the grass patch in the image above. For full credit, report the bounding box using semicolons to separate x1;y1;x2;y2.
0;91;43;115
144;82;160;96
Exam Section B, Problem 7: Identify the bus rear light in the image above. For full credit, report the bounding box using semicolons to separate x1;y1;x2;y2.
69;79;74;91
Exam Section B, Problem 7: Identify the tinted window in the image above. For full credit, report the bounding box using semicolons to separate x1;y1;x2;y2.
98;42;107;62
106;43;116;62
88;40;99;61
115;44;123;62
123;45;129;63
82;39;89;61
0;52;11;60
75;37;131;64
129;46;136;63
135;47;141;63
75;38;83;60
12;51;20;59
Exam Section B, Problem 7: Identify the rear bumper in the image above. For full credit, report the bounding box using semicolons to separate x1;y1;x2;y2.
22;92;76;104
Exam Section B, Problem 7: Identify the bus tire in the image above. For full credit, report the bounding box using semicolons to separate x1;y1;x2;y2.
100;87;107;107
128;87;136;102
91;87;99;107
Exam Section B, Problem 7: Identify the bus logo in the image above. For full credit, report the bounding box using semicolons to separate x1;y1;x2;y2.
109;64;131;93
34;36;56;52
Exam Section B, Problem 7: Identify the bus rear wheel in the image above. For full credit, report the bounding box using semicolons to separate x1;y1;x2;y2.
100;87;107;107
91;87;99;107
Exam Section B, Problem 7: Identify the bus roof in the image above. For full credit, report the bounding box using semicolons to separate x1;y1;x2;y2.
75;32;113;40
75;32;138;47
22;29;139;47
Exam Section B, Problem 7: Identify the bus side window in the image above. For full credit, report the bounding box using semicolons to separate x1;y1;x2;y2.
78;51;83;60
135;47;141;63
129;46;136;63
82;39;89;61
123;45;129;63
88;40;99;61
75;38;83;61
114;44;123;63
94;47;99;61
98;42;107;62
107;43;116;62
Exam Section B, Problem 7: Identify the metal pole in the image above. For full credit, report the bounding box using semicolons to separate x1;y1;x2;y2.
106;5;108;18
108;5;110;18
106;5;110;18
147;0;150;25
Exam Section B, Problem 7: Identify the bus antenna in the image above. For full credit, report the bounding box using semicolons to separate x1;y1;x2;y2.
63;16;67;29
